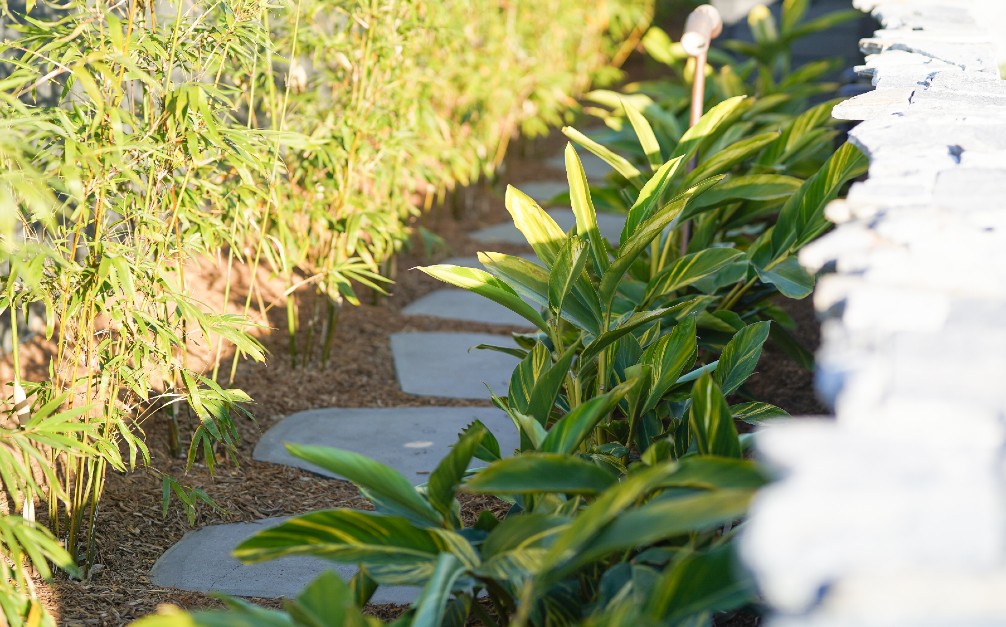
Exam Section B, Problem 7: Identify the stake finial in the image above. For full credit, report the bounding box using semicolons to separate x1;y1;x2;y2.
681;4;724;57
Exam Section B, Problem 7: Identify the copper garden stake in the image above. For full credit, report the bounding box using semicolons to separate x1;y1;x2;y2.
679;4;723;253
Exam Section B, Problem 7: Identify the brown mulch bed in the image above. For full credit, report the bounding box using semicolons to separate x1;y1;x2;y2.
19;129;826;625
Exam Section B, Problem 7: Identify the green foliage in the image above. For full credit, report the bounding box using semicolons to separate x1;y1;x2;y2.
0;0;650;620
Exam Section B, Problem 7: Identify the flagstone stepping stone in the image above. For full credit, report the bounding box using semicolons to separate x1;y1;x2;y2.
254;406;519;479
510;180;569;205
150;517;417;603
403;289;532;327
545;150;610;181
470;208;625;246
391;332;519;399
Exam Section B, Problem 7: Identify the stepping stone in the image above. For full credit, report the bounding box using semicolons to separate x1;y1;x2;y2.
403;289;532;327
254;406;519;480
511;180;569;206
545;150;610;181
151;517;417;603
391;332;519;399
470;209;625;247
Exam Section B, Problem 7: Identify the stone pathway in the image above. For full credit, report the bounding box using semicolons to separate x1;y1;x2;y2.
150;162;623;602
253;407;519;479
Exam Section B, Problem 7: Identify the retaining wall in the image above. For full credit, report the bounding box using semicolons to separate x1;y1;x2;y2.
740;1;1006;625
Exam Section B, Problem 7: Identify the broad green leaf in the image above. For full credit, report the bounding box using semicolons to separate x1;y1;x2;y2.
656;456;768;491
714;321;771;396
577;489;753;564
644;544;755;623
549;236;590;314
689;373;741;458
600;177;723;311
419;264;547;332
288;570;375;627
527;343;578;425
680;174;803;221
464;454;618;495
645;248;744;304
669;97;750;166
505;186;567;265
582;302;695;365
541;463;678;575
480;252;601;334
754;255;815;299
770;143;867;259
481;512;569;558
541;381;634;455
622;99;663;170
286;445;441;526
509;344;552;417
566;144;611;274
562;126;642;186
641;316;697;414
685;132;780;184
731;402;789;425
412;553;468;627
427;423;488;525
467;420;503;462
234;510;469;571
621;156;686;246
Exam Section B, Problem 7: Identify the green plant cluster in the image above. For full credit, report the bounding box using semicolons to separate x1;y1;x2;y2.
136;2;866;626
0;0;650;622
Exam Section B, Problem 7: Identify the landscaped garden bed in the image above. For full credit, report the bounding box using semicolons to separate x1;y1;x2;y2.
0;0;874;624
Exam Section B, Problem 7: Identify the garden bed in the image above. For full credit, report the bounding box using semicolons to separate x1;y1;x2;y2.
22;128;826;625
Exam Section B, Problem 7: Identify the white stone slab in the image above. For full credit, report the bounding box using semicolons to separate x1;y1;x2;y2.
391;332;519;399
151;517;417;603
403;289;533;327
254;406;518;479
470;209;625;246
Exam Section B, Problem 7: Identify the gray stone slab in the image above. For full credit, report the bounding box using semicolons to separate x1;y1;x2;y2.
403;289;533;327
151;517;417;603
469;209;625;246
512;180;569;206
254;406;519;479
545;150;609;181
391;332;519;399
